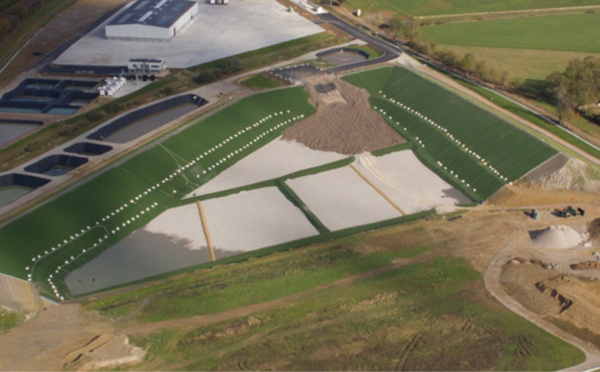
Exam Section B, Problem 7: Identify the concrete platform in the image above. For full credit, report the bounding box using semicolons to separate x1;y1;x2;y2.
55;0;325;69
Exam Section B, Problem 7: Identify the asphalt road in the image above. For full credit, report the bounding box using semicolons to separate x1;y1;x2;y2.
315;13;401;73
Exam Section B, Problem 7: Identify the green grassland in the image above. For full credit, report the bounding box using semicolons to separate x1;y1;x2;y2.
434;46;600;81
343;66;557;200
421;13;600;53
343;0;600;16
243;73;284;89
0;308;24;332
0;87;315;298
82;220;584;370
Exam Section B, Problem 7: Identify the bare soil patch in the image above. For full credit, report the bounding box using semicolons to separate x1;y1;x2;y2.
282;77;405;155
0;303;142;371
487;183;600;207
570;260;600;270
504;265;600;341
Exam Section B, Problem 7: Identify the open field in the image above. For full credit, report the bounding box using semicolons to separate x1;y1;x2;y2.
67;209;589;371
433;46;600;81
341;0;600;16
343;66;557;200
421;13;600;53
0;87;315;299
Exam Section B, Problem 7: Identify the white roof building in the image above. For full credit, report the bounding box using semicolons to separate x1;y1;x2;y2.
106;0;199;42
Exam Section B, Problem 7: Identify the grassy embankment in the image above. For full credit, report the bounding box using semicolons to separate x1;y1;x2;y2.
80;218;585;370
0;87;316;297
243;74;284;89
344;66;557;201
416;60;600;162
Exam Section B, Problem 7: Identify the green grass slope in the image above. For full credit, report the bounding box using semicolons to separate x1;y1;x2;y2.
83;222;585;370
344;67;557;200
421;13;600;53
0;87;315;298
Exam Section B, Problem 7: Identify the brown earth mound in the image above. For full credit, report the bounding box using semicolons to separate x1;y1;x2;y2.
282;78;405;155
524;154;600;192
536;275;600;336
589;218;600;240
570;260;600;270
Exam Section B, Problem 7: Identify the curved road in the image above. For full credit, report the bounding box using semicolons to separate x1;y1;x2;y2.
315;13;401;73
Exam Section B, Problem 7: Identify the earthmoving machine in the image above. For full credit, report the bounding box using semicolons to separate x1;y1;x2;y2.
555;206;584;218
531;209;538;220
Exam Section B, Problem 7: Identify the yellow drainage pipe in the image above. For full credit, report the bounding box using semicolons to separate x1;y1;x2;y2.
349;164;407;216
196;200;216;261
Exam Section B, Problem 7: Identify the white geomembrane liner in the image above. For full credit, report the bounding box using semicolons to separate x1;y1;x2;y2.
186;138;347;197
353;151;470;213
201;187;319;252
144;203;207;250
286;166;402;231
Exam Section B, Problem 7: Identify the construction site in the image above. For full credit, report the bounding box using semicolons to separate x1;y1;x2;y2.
0;0;600;370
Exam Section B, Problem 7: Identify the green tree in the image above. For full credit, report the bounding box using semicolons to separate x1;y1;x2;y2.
545;56;600;122
388;17;403;42
459;53;476;75
402;17;420;44
197;71;216;84
435;49;460;67
475;60;488;80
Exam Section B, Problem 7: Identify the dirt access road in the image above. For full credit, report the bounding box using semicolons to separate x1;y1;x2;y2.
484;232;600;371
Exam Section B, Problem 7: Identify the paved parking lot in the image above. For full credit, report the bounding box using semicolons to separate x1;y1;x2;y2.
54;0;324;68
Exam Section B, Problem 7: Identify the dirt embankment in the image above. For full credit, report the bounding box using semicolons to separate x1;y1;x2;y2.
282;77;405;155
502;257;600;346
0;303;144;371
524;154;600;192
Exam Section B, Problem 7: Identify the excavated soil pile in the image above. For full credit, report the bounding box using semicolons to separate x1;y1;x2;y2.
282;78;405;155
570;260;600;270
588;218;600;240
531;225;583;249
525;154;600;192
536;275;600;336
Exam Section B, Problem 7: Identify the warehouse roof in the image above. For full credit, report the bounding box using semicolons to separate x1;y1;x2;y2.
108;0;196;28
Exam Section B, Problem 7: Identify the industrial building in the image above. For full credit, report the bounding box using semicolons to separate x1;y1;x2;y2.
105;0;199;42
127;58;167;75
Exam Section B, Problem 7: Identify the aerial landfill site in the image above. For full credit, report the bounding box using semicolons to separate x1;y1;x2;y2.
0;0;600;370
